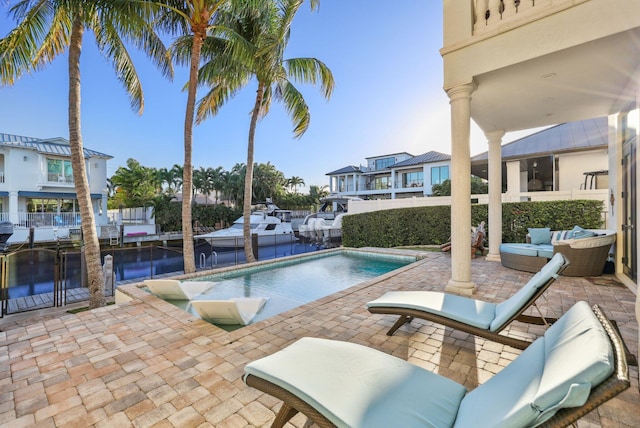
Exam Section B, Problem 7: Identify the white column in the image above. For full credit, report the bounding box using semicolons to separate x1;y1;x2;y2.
390;170;396;199
446;83;476;296
505;160;521;201
485;130;505;262
8;191;18;225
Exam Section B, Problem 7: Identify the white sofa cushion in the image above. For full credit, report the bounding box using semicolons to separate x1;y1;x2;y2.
244;337;467;428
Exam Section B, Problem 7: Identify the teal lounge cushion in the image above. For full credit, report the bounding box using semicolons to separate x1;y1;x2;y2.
531;301;614;424
454;339;545;428
367;291;497;329
536;244;554;258
244;337;467;428
500;243;539;257
490;253;564;331
529;227;551;244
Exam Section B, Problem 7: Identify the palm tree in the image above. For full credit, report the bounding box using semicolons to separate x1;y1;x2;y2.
196;0;334;262
287;176;305;194
154;0;262;273
0;0;171;308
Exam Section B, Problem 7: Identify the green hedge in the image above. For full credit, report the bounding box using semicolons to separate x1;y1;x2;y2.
342;200;604;248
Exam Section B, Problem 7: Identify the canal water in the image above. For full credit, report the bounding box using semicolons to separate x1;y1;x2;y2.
3;240;326;301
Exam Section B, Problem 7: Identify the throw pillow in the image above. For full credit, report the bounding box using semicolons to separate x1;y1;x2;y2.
569;225;595;239
528;227;551;245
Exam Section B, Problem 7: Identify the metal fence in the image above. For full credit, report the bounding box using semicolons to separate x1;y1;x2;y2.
0;237;326;317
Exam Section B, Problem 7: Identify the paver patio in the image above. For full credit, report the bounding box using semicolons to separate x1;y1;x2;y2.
1;250;638;427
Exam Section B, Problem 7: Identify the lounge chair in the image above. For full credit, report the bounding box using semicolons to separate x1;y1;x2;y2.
191;297;268;325
143;279;215;300
365;252;568;349
243;302;630;428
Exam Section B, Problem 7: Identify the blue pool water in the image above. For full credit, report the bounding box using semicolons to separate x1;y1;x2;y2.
172;251;416;328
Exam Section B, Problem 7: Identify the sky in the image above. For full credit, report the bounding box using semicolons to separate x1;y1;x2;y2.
0;1;536;193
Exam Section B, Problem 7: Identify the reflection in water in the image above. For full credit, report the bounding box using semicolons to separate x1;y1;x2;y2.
4;242;322;300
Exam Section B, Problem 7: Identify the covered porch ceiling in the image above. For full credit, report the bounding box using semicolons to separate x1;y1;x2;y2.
471;28;640;134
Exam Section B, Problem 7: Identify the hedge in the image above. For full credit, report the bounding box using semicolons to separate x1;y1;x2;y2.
342;200;604;248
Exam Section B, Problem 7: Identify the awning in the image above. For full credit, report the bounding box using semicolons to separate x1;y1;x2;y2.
18;191;102;199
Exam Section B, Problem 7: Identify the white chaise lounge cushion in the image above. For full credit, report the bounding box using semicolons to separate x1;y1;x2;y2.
191;297;268;325
531;301;614;424
244;337;467;428
490;252;564;331
454;339;545;427
366;253;565;332
144;279;216;300
366;291;497;329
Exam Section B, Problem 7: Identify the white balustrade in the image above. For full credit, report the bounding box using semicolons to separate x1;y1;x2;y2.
473;0;558;34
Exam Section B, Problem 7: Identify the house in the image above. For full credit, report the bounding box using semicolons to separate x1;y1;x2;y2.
326;151;451;199
470;116;609;194
440;0;640;324
0;132;112;243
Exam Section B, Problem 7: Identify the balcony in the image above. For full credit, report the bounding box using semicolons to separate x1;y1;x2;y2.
442;0;640;133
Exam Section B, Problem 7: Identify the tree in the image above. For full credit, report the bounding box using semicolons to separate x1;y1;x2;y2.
432;176;488;196
0;0;171;308
253;162;286;202
196;0;333;263
111;159;158;207
287;176;305;193
155;0;263;273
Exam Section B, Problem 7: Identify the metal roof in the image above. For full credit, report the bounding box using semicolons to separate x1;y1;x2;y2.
470;117;608;162
391;151;451;168
0;133;113;159
327;151;452;175
326;165;361;175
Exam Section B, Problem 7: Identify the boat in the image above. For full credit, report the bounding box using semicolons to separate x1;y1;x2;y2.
298;196;362;241
319;213;345;246
195;201;296;248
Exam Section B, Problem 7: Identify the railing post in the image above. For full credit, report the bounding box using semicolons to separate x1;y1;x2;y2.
487;0;503;24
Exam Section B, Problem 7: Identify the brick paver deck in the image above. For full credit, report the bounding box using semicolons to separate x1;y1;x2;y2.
1;251;638;427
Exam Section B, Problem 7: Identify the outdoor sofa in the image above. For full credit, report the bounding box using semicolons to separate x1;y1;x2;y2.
500;226;616;277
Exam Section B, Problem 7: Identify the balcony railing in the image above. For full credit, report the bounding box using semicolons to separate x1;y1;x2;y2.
47;173;74;184
473;0;565;34
14;212;81;228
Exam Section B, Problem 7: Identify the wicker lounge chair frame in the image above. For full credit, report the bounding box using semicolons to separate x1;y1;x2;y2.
244;304;630;428
367;254;570;349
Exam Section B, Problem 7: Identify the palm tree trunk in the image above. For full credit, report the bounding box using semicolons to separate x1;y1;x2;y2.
182;27;207;274
69;16;105;308
243;82;265;263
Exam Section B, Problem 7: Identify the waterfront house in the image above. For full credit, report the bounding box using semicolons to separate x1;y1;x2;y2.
0;132;112;244
471;116;609;195
326;151;451;199
439;0;639;351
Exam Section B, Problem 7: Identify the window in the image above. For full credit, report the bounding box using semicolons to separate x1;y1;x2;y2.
373;176;391;190
403;171;423;188
374;157;395;170
431;166;449;185
47;158;73;183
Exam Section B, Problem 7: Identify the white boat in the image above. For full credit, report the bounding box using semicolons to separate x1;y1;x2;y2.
195;202;296;248
320;213;345;245
298;196;362;240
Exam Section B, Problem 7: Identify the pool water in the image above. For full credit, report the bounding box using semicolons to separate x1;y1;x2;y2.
172;251;415;328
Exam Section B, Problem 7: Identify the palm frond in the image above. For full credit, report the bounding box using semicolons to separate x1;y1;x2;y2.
277;80;310;138
285;57;334;99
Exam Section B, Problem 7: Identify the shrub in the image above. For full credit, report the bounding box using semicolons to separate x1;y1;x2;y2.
342;200;604;247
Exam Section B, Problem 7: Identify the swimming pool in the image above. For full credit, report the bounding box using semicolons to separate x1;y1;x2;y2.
169;250;417;328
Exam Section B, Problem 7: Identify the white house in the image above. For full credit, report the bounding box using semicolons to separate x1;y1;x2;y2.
0;132;112;243
471;116;609;194
326;151;451;199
